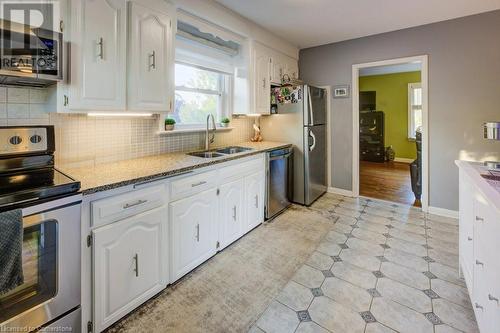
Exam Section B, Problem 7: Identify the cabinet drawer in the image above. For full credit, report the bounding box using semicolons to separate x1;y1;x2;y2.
218;156;264;180
91;185;167;227
170;170;217;201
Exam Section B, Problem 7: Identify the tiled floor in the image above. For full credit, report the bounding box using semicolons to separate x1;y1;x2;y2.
251;194;478;333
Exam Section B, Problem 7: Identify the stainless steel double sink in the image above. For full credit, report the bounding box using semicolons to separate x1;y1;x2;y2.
187;146;253;158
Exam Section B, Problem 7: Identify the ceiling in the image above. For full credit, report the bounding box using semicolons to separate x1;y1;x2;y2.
359;62;422;77
215;0;500;48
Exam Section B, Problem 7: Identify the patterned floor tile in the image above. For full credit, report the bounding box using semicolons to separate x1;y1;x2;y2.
429;262;465;287
377;278;432;313
316;241;342;256
360;213;392;225
321;277;372;312
339;248;382;271
427;238;458;254
386;237;428;256
428;249;459;269
434;324;463;333
389;222;426;235
331;262;377;289
334;214;358;226
356;220;390;233
433;298;478;332
346;237;385;255
365;322;397;333
295;321;331;333
351;227;387;244
308;296;365;333
256;301;300;333
324;230;348;244
248;325;266;333
431;278;471;308
389;228;427;245
426;214;458;225
292;265;325;289
333;207;362;218
371;297;434;333
384;248;429;271
331;222;353;234
276;281;314;312
360;311;377;323
427;229;458;243
306;251;334;271
424;312;443;325
380;261;430;290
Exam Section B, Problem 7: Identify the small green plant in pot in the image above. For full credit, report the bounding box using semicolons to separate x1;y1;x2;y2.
165;118;176;131
220;117;230;128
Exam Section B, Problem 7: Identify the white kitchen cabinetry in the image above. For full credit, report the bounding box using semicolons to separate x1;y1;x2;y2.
128;2;174;111
245;171;265;233
457;163;500;333
219;179;245;249
254;44;272;114
69;0;127;110
170;188;218;282
92;206;168;332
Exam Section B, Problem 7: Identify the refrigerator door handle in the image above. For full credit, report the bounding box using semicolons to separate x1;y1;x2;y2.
309;130;316;151
308;86;314;125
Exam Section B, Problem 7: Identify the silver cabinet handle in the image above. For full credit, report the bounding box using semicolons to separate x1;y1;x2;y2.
123;199;147;209
191;181;207;187
476;216;484;222
195;223;200;242
476;260;484;266
468;236;472;241
475;303;484;310
232;206;237;221
149;50;156;70
97;37;104;59
255;195;258;208
63;94;68;106
133;253;139;277
489;294;499;303
262;78;266;88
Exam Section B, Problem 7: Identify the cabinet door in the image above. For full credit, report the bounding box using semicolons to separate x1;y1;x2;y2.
254;48;271;114
219;179;245;249
69;0;126;110
285;59;299;79
245;171;265;233
128;2;173;111
93;206;168;332
170;188;218;282
459;171;474;287
272;57;285;85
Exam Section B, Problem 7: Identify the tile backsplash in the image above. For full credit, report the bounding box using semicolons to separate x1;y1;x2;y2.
0;86;255;168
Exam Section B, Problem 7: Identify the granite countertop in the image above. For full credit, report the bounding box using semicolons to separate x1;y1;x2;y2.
455;160;500;213
59;141;292;195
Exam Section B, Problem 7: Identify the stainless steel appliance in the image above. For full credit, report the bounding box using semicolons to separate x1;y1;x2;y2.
263;85;328;205
265;147;293;219
0;126;81;332
0;19;63;87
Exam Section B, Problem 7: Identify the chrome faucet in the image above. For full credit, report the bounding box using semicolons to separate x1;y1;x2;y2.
205;114;216;151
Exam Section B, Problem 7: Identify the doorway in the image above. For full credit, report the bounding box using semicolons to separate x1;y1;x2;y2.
352;56;428;210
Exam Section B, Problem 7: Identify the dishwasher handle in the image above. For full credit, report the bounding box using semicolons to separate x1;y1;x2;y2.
269;152;292;161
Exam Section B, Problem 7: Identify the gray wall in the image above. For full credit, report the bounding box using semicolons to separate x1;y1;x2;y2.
299;10;500;211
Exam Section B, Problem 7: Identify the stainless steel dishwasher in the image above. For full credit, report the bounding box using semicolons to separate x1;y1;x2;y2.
265;147;293;220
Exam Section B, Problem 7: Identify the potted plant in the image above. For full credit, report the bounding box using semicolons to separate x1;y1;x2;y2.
220;117;230;128
165;118;176;131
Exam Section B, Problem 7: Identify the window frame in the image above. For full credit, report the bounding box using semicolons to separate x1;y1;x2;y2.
173;62;232;129
408;82;422;140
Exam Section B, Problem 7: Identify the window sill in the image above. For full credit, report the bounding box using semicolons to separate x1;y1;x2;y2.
156;126;234;135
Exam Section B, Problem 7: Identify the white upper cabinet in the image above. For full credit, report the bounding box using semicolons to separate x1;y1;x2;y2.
127;2;174;111
253;44;272;114
69;0;127;110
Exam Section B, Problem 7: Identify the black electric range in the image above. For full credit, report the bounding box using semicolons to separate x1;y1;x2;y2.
0;126;80;212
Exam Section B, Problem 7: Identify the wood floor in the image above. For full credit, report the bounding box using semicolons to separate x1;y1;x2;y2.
360;160;421;206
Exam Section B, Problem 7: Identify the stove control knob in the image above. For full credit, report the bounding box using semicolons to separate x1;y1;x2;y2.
9;136;22;145
30;134;42;144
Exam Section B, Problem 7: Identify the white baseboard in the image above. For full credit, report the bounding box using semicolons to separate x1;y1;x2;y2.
428;206;459;219
394;157;414;164
328;187;354;197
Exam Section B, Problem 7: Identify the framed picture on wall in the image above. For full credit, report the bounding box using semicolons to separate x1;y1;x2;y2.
333;85;350;98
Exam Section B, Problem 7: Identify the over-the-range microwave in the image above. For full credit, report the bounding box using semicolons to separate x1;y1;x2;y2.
0;19;63;87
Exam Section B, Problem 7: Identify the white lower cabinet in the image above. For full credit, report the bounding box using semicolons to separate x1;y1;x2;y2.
458;166;500;333
92;206;168;332
219;179;245;249
170;188;218;282
245;171;265;233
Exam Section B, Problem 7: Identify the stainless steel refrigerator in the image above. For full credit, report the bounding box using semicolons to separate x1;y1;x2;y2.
262;85;327;205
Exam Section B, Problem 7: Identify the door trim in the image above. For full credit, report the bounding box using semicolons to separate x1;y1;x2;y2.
319;85;331;188
352;55;429;211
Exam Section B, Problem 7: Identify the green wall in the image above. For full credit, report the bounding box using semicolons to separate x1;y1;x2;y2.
359;71;421;160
